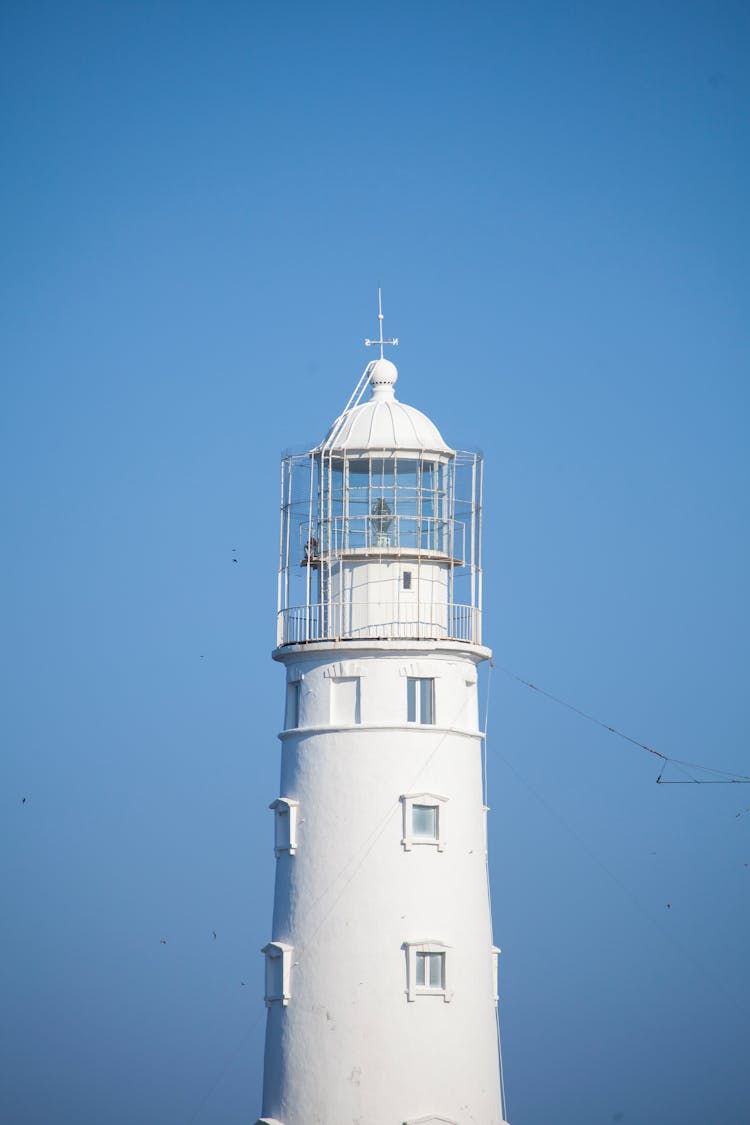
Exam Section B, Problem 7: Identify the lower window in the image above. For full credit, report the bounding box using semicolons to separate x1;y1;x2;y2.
416;950;445;990
404;940;452;1002
261;941;293;1006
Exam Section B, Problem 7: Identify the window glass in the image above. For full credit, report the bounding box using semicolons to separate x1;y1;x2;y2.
274;807;289;851
265;950;283;998
403;570;412;590
370;458;395;545
420;677;434;724
416;951;444;989
328;458;345;549
285;681;300;729
347;460;370;549
407;677;417;723
396;459;418;489
407;677;435;724
428;952;444;989
396;459;418;546
420;461;436;549
412;804;437;839
371;457;395;490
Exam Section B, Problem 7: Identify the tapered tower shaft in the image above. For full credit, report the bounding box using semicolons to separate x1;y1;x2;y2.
258;346;508;1125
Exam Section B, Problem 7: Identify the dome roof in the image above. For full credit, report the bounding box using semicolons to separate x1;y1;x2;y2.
320;359;452;454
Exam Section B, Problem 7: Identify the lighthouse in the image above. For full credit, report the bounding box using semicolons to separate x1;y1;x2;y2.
257;302;508;1125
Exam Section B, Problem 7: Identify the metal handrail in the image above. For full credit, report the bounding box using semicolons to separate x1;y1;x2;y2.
278;601;481;647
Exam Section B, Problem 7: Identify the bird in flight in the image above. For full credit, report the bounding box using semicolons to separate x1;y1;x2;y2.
160;938;167;945
21;797;27;805
212;931;217;940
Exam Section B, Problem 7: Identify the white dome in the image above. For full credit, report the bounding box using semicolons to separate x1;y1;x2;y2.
321;360;452;453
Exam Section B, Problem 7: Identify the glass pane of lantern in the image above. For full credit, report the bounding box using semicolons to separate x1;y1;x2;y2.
348;460;370;548
397;459;418;546
421;461;436;548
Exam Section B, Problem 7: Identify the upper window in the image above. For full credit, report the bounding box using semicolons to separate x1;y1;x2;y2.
285;680;300;729
330;676;361;725
403;569;412;590
407;677;434;724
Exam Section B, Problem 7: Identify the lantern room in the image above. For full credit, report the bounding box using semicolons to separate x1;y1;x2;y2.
277;357;483;647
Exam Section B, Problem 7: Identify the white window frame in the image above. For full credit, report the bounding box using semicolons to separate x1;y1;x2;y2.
416;949;445;989
261;941;293;1007
285;678;301;729
269;797;300;856
492;945;501;1005
400;792;448;851
329;675;361;725
404;940;452;1003
407;676;435;724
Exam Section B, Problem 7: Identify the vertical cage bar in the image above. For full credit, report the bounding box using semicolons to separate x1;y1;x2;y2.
284;459;293;631
304;451;315;642
470;454;477;625
277;457;286;644
477;455;484;644
448;457;456;637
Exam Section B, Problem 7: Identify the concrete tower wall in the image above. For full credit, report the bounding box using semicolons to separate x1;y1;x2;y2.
260;642;502;1125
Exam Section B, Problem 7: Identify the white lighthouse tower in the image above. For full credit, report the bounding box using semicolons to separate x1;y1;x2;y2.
257;302;509;1125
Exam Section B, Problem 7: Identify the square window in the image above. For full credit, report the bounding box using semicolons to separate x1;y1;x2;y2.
407;677;434;724
400;793;447;851
412;804;438;840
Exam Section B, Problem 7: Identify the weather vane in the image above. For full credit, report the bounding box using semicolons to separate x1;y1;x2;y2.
364;288;399;359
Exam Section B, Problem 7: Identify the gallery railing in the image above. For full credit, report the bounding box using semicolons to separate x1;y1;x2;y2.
277;601;481;647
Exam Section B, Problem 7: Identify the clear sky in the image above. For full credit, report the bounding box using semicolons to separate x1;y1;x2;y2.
2;2;749;1123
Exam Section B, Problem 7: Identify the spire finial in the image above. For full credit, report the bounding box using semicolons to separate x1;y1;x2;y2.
364;288;399;359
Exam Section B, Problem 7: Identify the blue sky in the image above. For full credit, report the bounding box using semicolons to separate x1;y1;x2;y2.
2;2;749;1123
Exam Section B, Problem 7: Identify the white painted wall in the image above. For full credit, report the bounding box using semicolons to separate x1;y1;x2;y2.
259;640;505;1125
326;559;449;639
